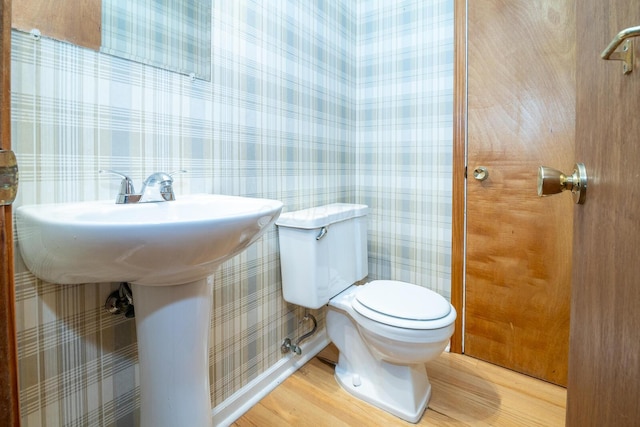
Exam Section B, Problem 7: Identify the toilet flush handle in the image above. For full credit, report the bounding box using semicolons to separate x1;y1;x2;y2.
316;226;328;240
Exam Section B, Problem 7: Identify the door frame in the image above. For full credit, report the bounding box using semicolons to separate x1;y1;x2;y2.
0;0;20;424
450;0;466;354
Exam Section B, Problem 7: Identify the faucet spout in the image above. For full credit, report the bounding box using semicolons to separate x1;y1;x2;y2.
140;172;175;202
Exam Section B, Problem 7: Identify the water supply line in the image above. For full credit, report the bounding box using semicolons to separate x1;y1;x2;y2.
281;312;317;355
105;282;135;318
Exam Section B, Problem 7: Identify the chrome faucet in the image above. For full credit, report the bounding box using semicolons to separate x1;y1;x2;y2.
99;170;186;204
140;172;175;202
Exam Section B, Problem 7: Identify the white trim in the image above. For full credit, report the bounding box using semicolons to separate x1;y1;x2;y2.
211;331;330;427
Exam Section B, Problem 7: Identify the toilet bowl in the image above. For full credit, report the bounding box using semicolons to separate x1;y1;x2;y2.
276;204;456;423
327;281;456;422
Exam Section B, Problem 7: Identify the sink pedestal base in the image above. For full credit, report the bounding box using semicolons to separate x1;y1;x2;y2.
133;278;214;427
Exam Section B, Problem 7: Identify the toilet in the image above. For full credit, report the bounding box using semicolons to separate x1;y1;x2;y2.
276;203;456;423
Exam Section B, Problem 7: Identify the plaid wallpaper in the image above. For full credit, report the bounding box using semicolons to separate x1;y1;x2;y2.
357;0;454;296
11;0;453;425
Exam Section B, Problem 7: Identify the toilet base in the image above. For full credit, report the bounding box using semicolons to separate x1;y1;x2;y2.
334;357;431;423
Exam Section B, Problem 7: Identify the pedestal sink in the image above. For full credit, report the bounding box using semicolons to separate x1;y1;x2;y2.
15;194;283;427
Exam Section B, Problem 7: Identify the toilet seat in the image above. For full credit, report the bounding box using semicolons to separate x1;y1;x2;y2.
353;280;453;330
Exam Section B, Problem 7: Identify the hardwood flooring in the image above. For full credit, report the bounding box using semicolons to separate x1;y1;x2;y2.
233;344;566;426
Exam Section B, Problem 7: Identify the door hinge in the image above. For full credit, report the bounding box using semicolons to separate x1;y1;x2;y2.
0;150;18;206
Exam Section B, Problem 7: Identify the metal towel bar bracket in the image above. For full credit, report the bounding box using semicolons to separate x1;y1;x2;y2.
601;25;640;75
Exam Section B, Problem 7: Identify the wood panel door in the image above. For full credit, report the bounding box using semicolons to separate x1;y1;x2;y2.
465;0;575;385
567;0;640;424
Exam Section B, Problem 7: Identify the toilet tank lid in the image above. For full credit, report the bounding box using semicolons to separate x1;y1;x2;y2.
276;203;369;229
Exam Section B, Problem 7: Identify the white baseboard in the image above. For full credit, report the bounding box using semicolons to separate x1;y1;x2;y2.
212;330;330;427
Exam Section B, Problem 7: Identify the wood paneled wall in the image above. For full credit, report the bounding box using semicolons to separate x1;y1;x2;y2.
12;0;100;50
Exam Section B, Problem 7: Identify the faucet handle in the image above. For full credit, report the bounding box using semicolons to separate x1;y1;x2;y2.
169;169;188;178
99;169;135;193
99;170;140;203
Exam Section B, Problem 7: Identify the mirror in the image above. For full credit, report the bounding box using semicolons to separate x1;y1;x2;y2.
12;0;211;81
101;0;211;80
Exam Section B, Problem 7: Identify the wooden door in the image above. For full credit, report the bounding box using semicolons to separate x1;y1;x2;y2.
465;0;575;385
0;0;20;425
567;0;640;424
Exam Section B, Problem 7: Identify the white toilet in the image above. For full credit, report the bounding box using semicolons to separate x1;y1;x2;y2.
276;203;456;423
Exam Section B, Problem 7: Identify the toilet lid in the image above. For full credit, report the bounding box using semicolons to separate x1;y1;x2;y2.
353;280;451;324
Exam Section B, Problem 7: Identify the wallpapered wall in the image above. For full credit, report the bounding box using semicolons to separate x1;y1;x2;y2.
10;0;453;425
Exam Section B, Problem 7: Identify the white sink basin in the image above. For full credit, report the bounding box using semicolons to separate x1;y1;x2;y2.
15;193;283;427
16;193;283;286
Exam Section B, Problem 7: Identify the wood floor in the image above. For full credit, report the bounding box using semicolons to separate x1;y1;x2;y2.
234;344;566;426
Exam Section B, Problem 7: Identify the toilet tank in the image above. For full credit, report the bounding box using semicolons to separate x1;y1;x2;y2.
276;203;369;309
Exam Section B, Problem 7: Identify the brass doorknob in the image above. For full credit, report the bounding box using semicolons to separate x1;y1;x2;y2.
537;163;587;204
473;166;489;181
